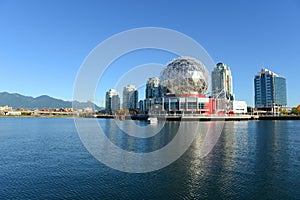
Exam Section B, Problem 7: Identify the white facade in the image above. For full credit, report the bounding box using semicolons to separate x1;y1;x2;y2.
146;77;161;99
6;111;22;116
231;100;247;114
123;85;138;110
105;89;120;114
212;63;235;100
0;105;13;112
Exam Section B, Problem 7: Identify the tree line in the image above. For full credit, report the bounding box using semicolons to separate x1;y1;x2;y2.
290;105;300;115
282;105;300;115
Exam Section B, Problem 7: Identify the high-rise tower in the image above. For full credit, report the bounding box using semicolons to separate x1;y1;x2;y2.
123;85;138;110
211;63;235;100
105;89;120;114
254;68;287;111
145;77;161;99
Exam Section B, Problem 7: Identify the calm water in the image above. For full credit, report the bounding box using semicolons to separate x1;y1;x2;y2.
0;118;299;199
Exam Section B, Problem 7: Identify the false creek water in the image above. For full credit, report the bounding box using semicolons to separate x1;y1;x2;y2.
0;118;299;199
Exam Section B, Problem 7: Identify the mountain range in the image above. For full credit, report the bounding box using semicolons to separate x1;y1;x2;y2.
0;92;101;110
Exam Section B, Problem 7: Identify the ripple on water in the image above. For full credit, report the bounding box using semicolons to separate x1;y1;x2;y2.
0;119;299;199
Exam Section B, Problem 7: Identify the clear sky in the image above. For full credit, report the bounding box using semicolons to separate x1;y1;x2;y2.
0;0;299;107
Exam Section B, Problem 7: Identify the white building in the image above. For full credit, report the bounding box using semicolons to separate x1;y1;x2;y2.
230;100;247;114
212;63;235;100
6;111;22;116
0;105;12;112
105;89;120;114
145;77;161;99
123;85;138;110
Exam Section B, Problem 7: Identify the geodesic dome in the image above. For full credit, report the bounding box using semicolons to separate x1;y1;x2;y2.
160;57;209;95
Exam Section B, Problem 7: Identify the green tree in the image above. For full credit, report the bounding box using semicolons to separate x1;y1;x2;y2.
116;109;129;115
281;109;288;115
291;105;300;115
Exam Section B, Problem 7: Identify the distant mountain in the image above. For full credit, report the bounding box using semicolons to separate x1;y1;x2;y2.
0;92;101;110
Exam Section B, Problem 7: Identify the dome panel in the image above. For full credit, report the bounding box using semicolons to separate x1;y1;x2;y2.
160;57;209;95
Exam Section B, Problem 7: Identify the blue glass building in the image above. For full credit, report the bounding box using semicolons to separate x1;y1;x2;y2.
254;69;287;111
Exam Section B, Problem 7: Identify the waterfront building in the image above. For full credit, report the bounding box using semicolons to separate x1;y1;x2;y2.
145;77;161;99
144;77;163;112
0;105;12;112
254;68;287;112
138;100;144;111
6;111;22;116
230;100;247;114
162;93;214;114
123;85;138;110
158;57;213;114
211;63;235;100
140;58;248;115
105;89;120;114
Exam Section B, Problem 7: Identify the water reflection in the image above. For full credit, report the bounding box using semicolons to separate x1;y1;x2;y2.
99;119;180;153
115;119;166;138
183;121;257;199
1;118;300;199
253;120;292;199
76;119;300;197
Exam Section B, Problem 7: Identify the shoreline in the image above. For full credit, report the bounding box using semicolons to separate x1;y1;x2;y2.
97;114;300;121
1;114;300;121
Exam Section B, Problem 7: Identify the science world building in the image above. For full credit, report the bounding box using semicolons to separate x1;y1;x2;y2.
144;57;216;114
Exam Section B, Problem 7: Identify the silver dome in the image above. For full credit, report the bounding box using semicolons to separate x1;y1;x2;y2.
160;57;209;95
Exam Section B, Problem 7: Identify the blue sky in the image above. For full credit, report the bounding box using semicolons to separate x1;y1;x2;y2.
0;0;299;107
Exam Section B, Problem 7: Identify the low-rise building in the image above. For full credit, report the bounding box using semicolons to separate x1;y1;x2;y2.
230;100;247;114
6;111;22;116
